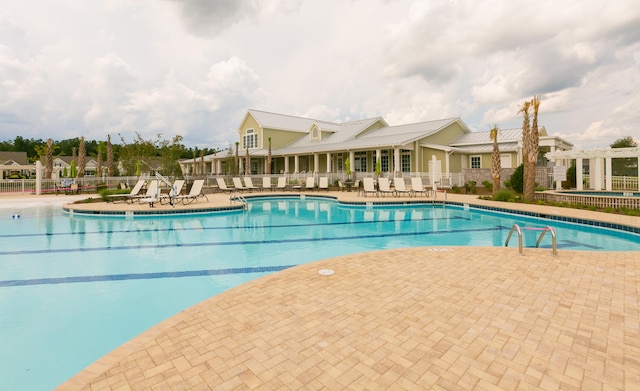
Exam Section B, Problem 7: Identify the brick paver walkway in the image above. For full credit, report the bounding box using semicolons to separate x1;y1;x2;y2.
51;192;640;390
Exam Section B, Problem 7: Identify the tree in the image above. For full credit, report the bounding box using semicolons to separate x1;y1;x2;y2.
235;142;240;175
96;141;103;178
489;124;501;196
245;145;250;175
107;135;114;177
519;95;541;201
77;136;86;178
610;136;638;176
45;138;54;179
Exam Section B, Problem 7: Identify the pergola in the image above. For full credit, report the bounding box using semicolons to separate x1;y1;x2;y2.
545;147;640;191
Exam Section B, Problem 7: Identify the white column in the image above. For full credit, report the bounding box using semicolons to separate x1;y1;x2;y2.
349;151;355;178
313;153;319;173
294;155;299;173
576;158;583;190
638;156;640;191
216;160;222;175
326;153;331;173
394;148;400;176
593;157;602;191
605;156;612;191
35;160;42;195
284;156;289;174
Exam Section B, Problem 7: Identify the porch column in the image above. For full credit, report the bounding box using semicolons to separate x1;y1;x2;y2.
284;156;289;174
605;156;612;191
313;153;319;173
576;158;583;190
239;158;244;175
294;155;299;173
349;151;355;176
593;157;603;191
394;148;400;176
326;152;332;173
35;160;42;195
376;149;381;173
216;160;222;175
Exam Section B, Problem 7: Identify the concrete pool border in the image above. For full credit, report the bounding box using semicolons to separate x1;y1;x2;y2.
31;192;640;389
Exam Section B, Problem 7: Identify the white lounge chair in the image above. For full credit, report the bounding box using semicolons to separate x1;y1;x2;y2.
106;179;145;203
261;177;272;191
216;177;235;193
160;179;185;205
318;177;329;191
393;178;413;197
275;177;287;191
410;177;430;197
361;178;378;197
377;177;396;197
304;176;315;191
232;177;248;192
137;180;160;207
243;177;259;192
175;179;208;204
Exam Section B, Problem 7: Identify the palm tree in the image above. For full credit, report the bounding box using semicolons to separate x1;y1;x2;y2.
107;135;114;177
245;145;250;175
96;142;103;178
235;142;239;175
519;99;532;201
489;125;501;196
77;136;86;178
45;138;54;179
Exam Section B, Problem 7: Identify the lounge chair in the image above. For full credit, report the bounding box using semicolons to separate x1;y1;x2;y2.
361;178;378;197
232;177;248;192
337;180;346;192
410;177;430;197
243;177;259;192
304;176;315;191
138;180;161;207
261;177;272;191
159;179;185;205
215;177;236;193
318;177;329;191
290;178;303;191
393;178;413;197
275;177;287;191
176;179;208;205
107;179;145;203
377;177;396;197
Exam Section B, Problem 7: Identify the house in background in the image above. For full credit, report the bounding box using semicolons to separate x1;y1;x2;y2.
51;156;98;179
184;109;573;187
0;151;31;179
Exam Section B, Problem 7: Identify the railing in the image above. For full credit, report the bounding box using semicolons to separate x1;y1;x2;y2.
229;192;248;209
505;224;557;256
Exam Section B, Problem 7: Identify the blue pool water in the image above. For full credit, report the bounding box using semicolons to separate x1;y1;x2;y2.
1;197;639;390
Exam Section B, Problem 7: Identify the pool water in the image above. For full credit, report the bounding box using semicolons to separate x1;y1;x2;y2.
1;197;639;389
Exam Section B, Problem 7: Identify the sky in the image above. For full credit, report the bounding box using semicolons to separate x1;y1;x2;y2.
1;0;639;151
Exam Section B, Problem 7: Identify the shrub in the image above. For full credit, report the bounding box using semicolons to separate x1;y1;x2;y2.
465;181;477;194
493;189;516;202
451;185;462;194
98;188;130;202
509;164;524;193
482;180;493;193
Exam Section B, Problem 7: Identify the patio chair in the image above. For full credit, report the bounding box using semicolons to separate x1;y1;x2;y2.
138;180;161;207
337;180;346;192
243;177;259;192
304;176;315;191
261;177;272;191
175;179;208;205
232;177;248;192
318;177;329;191
410;177;430;197
377;177;396;197
159;179;185;205
361;178;378;197
215;177;236;193
275;177;288;191
393;178;413;197
106;179;145;203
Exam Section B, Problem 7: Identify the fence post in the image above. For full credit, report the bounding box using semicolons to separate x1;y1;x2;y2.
35;161;42;195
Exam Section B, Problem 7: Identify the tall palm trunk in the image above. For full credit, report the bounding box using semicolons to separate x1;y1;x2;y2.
78;136;86;178
107;135;114;177
45;138;53;179
267;137;272;175
519;100;533;201
96;144;102;178
489;125;501;196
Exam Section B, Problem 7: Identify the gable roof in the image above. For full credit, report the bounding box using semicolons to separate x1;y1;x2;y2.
0;151;28;165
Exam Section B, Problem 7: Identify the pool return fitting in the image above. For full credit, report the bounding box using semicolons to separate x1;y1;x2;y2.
505;224;557;256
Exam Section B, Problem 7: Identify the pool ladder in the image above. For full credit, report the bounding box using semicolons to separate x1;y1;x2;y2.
230;192;248;210
505;224;557;256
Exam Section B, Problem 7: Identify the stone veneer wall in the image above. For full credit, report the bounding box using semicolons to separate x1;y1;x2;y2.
463;167;552;189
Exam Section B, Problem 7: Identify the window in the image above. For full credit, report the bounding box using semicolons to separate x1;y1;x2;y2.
354;152;367;172
401;150;411;172
380;151;389;172
242;129;258;149
311;126;319;140
337;156;343;172
470;155;481;169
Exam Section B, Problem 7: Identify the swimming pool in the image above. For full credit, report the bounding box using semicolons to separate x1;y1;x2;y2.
1;196;639;389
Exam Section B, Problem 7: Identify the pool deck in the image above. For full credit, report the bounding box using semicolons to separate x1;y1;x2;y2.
11;191;640;390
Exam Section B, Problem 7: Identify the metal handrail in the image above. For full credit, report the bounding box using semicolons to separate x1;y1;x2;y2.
230;192;248;209
505;224;557;256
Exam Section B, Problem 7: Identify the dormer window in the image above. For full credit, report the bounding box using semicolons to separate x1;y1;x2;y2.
311;125;320;141
243;128;258;149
